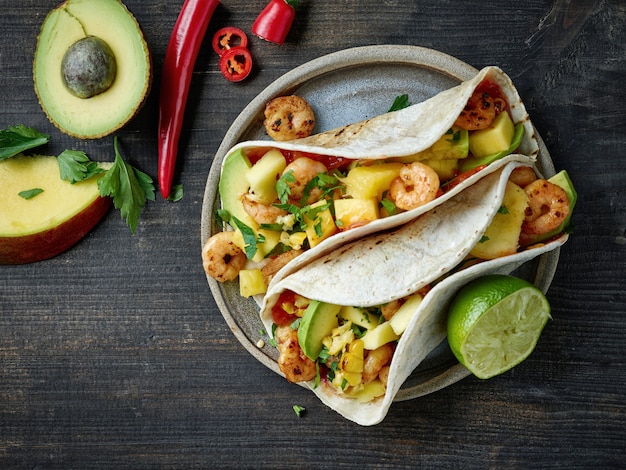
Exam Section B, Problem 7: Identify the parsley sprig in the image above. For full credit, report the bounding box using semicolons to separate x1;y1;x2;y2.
58;149;104;183
0;125;50;161
98;137;155;234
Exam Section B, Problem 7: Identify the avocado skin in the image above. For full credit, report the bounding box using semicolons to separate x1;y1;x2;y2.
62;36;117;99
33;0;152;139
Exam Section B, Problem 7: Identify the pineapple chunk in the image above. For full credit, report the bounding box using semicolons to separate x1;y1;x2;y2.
245;149;286;204
340;339;365;386
470;180;529;260
352;379;386;402
334;198;379;230
339;306;380;330
239;269;267;297
388;292;423;335
361;321;399;351
469;111;515;158
304;200;337;248
342;163;404;200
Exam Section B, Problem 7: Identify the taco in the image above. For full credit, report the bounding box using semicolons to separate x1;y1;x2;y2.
259;160;575;425
202;66;539;297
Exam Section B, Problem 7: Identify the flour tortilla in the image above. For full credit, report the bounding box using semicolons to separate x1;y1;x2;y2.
222;66;538;280
260;160;567;425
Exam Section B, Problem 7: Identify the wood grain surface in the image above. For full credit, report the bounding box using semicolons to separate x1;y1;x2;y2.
1;0;624;468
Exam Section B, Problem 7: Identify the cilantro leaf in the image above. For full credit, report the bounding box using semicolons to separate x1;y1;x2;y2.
97;137;155;234
57;149;103;184
388;94;410;112
292;405;306;418
0;125;50;161
18;188;44;199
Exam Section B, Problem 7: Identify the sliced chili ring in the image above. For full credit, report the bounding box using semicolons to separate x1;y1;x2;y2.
218;46;253;82
212;27;249;56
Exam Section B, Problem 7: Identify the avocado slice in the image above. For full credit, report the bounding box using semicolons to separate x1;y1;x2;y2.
297;300;341;361
33;0;152;139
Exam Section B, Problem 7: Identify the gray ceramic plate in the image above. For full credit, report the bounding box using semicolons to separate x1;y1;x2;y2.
201;45;559;401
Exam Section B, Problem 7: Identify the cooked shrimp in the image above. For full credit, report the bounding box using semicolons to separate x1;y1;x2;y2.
522;179;570;236
362;344;394;385
202;231;247;282
378;366;390;388
381;299;403;321
241;193;288;225
275;326;317;383
454;91;506;130
388;162;440;211
261;249;302;285
282;157;328;204
509;166;538;188
264;95;315;141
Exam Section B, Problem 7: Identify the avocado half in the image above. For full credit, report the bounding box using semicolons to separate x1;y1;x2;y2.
33;0;152;139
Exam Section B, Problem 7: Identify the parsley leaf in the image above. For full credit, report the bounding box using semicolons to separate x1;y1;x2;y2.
97;137;155;234
18;188;44;199
292;405;306;418
388;94;411;112
276;170;296;203
0;125;50;161
57;149;103;184
230;216;260;259
166;184;184;202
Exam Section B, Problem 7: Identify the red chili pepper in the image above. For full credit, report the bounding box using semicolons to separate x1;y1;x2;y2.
252;0;297;45
218;47;253;82
158;0;220;199
212;26;248;56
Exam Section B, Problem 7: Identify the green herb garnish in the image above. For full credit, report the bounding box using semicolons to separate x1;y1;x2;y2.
276;170;296;203
293;405;306;418
57;149;104;184
18;188;44;200
97;137;156;234
388;94;411;112
0;125;50;161
166;184;184;202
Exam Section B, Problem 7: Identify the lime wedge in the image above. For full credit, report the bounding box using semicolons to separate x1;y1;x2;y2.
447;275;551;379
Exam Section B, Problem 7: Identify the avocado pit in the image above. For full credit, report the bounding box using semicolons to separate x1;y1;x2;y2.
62;36;117;99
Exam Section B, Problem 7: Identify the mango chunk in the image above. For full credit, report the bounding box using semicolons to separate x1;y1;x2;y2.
361;321;399;350
239;269;267;297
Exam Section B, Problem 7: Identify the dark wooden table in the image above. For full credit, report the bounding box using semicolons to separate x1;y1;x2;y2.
2;0;624;468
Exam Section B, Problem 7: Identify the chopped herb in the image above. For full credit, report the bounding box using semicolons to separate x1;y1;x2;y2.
259;222;284;231
497;205;509;214
314;362;321;388
380;198;398;216
215;208;231;226
341;378;348;390
276;170;296;203
18;188;44;199
388;94;410;112
166;184;184;202
290;318;301;330
97;137;156;234
0;125;50;161
293;405;306;418
230;216;260;259
479;235;490;243
57;149;103;184
446;129;461;144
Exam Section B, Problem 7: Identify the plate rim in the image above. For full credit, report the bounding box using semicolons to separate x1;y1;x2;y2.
201;44;559;401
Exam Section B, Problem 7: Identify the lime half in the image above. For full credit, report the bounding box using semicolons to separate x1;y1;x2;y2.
447;275;551;379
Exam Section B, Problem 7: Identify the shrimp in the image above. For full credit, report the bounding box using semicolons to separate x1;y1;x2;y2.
388;162;440;211
378;366;390;388
509;165;538;188
454;91;506;130
282;157;328;204
362;343;394;385
261;249;302;285
263;95;316;141
275;326;317;383
201;231;247;282
521;179;570;236
381;299;403;321
241;193;288;225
